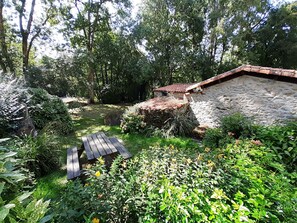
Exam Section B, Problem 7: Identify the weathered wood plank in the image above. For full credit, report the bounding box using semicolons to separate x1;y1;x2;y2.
82;136;94;160
109;137;132;159
67;148;73;179
95;132;113;155
88;134;101;158
72;147;80;178
67;147;81;180
91;133;107;156
98;132;117;154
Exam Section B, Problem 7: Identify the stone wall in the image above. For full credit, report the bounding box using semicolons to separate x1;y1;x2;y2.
189;75;297;127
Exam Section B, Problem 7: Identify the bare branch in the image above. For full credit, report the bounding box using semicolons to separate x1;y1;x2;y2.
19;0;26;33
26;0;36;33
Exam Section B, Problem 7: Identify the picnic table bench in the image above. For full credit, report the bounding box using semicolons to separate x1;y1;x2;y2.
67;147;81;180
67;132;132;180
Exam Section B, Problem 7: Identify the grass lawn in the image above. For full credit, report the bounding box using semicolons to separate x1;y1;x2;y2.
34;103;200;200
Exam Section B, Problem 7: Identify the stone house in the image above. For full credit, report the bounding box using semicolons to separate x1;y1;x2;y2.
153;65;297;127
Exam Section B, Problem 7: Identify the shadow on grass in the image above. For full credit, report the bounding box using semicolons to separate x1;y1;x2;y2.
35;103;201;201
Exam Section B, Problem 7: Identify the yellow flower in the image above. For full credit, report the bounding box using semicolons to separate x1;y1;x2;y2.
95;171;101;177
92;217;100;223
197;154;203;161
98;157;105;165
207;160;215;168
186;158;192;164
84;183;89;187
169;144;174;150
217;154;224;159
204;147;211;153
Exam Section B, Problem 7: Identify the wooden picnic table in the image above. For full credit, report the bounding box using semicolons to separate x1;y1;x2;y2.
82;132;119;161
67;131;132;180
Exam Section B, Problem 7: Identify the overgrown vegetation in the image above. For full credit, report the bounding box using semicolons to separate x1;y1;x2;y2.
203;113;297;172
120;104;198;138
0;75;29;137
0;140;51;222
9;133;62;178
28;88;74;135
52;141;297;222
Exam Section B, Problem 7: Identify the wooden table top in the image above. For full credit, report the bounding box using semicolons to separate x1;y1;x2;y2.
82;132;118;160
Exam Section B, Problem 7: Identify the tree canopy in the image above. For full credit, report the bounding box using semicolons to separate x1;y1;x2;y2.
0;0;296;102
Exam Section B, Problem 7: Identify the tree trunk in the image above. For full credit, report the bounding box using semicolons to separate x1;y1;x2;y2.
101;64;105;85
104;63;108;84
0;0;14;74
22;34;29;74
87;64;95;104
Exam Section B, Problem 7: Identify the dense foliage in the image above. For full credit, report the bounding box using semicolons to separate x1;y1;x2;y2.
9;133;62;178
120;106;147;134
120;105;198;138
2;0;297;103
0;75;29;137
0;140;51;222
203;113;297;172
53;137;296;222
28;88;74;135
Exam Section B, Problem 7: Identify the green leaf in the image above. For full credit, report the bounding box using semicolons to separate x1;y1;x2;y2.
0;206;10;221
0;151;17;159
40;214;53;223
0;183;5;195
16;192;32;203
160;204;167;211
0;138;10;143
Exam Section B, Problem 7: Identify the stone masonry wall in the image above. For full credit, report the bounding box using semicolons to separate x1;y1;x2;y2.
189;75;297;127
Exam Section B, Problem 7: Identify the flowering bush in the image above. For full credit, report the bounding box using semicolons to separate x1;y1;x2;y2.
53;142;296;222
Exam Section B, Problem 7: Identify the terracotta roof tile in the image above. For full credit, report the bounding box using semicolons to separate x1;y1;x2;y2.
154;83;199;93
139;97;188;111
153;65;297;93
198;65;297;88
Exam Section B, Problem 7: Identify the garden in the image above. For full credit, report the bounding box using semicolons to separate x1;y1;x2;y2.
0;76;296;223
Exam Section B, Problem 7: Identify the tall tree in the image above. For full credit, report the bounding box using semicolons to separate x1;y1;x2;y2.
138;0;271;84
60;0;130;103
200;0;271;75
14;0;55;75
138;0;205;85
246;1;297;68
0;0;14;73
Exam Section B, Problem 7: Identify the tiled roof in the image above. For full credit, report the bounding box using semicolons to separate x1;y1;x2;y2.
154;83;199;93
153;65;297;93
198;65;297;88
138;97;188;111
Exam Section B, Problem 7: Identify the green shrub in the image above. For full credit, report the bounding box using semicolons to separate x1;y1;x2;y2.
120;106;147;133
253;121;297;172
52;142;296;222
100;86;123;104
9;133;62;178
51;180;92;222
163;109;199;137
202;128;229;148
28;88;74;135
0;140;51;223
0;75;30;137
220;113;253;138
